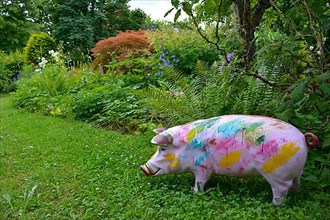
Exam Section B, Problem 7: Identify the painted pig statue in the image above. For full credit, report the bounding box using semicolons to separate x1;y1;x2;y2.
140;115;318;205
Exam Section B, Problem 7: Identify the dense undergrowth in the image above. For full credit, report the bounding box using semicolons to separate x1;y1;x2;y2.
1;94;329;219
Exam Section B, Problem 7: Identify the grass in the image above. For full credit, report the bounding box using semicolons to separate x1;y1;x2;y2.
1;94;329;219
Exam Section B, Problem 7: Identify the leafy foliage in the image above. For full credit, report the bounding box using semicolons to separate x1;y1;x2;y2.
0;0;45;52
23;33;56;64
139;61;277;125
14;65;157;133
48;0;147;60
91;30;154;72
147;25;221;74
0;51;24;93
71;78;151;133
14;65;81;113
105;51;160;76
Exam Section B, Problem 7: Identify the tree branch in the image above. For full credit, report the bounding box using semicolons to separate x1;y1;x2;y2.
270;0;326;73
246;71;291;89
251;0;271;30
300;0;327;70
215;0;224;45
184;2;229;63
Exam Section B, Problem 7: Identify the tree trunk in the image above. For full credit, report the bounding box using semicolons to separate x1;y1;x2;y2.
233;0;271;63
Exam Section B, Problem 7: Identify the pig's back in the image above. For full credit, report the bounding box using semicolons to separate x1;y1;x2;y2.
196;115;308;176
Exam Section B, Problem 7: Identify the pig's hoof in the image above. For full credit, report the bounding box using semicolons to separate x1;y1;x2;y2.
194;182;205;193
272;196;286;206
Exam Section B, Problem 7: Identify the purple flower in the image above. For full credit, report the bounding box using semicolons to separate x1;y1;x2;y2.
160;57;171;67
226;52;234;62
100;67;104;74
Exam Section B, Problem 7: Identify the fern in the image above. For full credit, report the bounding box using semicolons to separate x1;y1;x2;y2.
138;60;278;126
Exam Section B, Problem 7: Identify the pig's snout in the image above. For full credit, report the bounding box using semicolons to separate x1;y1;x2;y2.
140;165;151;176
140;162;159;176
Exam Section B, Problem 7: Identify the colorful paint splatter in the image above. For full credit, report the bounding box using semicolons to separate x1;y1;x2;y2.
142;114;313;206
167;115;303;175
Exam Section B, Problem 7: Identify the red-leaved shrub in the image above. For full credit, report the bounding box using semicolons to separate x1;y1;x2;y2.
91;30;154;71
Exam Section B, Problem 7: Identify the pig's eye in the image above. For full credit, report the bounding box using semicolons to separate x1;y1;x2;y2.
160;147;167;152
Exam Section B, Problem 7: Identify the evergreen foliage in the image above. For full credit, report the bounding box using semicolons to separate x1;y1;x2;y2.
23;33;56;64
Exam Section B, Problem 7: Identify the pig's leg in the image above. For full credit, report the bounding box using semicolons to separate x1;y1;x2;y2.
193;170;212;193
263;175;293;206
292;171;302;192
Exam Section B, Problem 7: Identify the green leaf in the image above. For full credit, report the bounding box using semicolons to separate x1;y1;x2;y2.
303;175;318;182
319;83;330;97
308;92;319;104
290;84;305;98
277;108;296;122
164;8;175;17
316;72;330;81
322;135;330;148
182;2;192;15
174;9;182;22
171;0;180;9
313;156;330;165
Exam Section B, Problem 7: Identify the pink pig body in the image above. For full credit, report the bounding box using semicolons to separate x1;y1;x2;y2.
140;115;318;205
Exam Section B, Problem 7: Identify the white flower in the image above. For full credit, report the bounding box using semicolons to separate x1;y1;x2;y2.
39;57;48;68
48;50;55;56
309;46;314;50
53;52;60;62
317;51;321;55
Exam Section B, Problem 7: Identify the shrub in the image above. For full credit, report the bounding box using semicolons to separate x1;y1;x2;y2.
69;73;156;132
146;25;222;75
14;65;82;113
91;30;154;71
14;65;156;133
0;51;24;93
24;33;57;65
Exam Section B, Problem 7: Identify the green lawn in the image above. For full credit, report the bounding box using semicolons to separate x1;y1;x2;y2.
1;94;329;219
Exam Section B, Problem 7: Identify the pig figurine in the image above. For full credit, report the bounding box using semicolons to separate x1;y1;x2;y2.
140;115;318;205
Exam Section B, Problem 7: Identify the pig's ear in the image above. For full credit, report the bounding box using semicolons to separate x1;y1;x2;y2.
153;128;167;134
151;132;173;146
